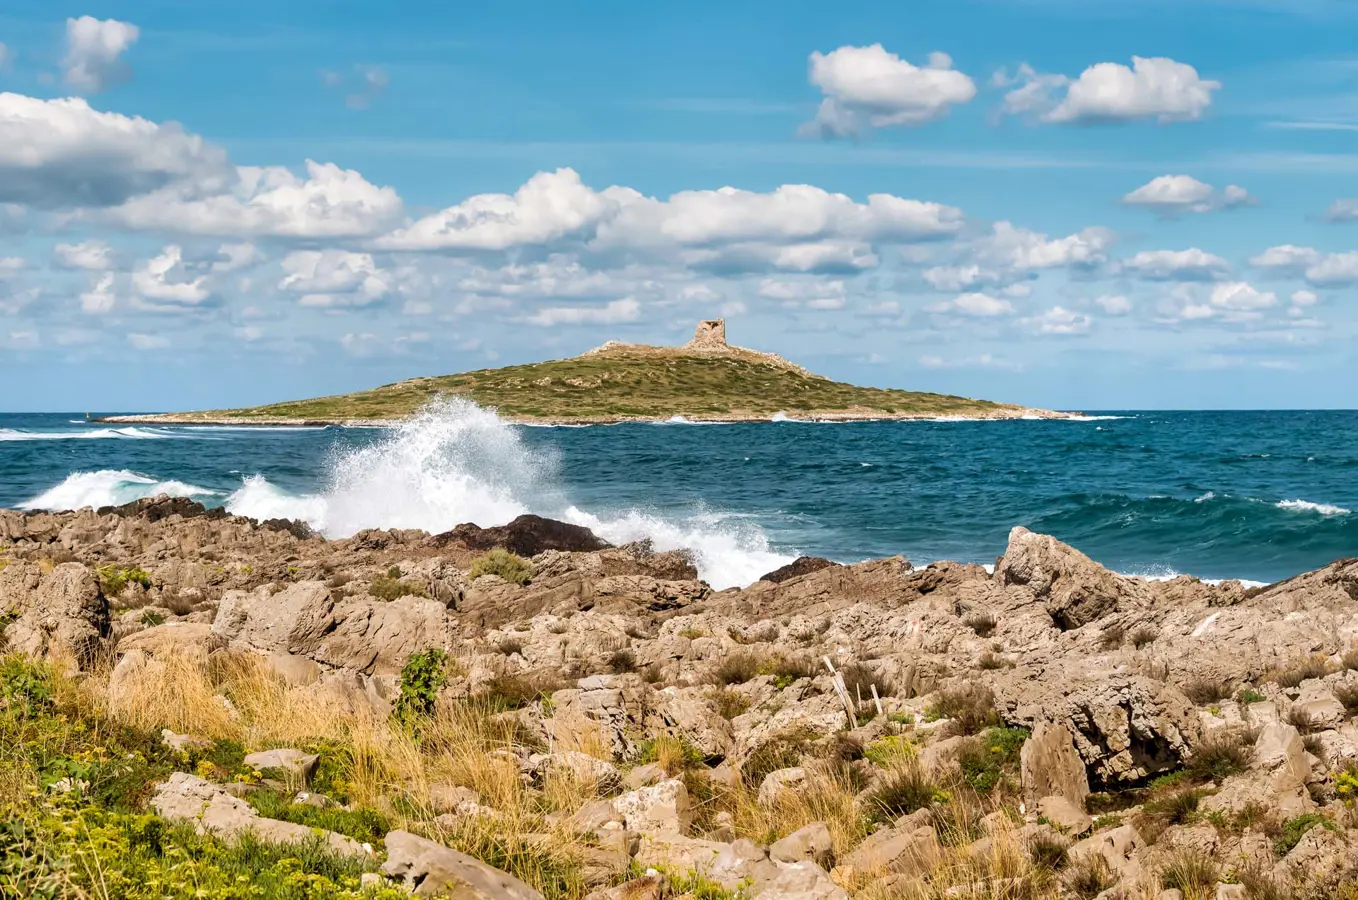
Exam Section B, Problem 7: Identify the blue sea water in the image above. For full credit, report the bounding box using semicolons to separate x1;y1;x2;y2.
2;402;1355;589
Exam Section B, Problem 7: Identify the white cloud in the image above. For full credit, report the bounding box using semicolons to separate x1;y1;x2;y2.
80;273;117;313
212;242;262;272
1158;281;1278;324
919;353;1022;371
922;264;1007;291
339;331;429;358
1303;251;1358;286
132;245;212;308
1210;281;1277;311
1001;57;1219;125
7;330;40;350
1120;248;1231;281
1323;198;1358;222
1026;305;1093;334
1291;289;1318;307
525;297;641;327
380;168;962;275
757;278;847;308
1094;294;1132;315
280;249;390;308
929;292;1015;317
0;256;24;275
1122;175;1252;215
1249;244;1320;270
53;240;115;271
801;44;977;137
127;332;169;350
347;66;389;110
985;221;1113;271
0;93;229;208
1253;245;1358;286
63;17;140;93
104;159;403;238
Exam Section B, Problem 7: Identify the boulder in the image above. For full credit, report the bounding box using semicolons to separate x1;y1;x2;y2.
612;779;692;837
994;527;1150;629
1037;795;1092;837
382;830;545;900
770;822;834;869
243;749;320;781
1067;823;1144;881
1291;685;1349;732
161;729;213;754
1020;721;1090;806
151;772;363;856
0;561;109;667
625;763;668;790
841;825;939;876
434;515;611;557
758;558;840;585
757;767;808;808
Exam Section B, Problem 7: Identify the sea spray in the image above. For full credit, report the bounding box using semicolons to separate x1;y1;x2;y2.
19;470;218;510
223;398;794;589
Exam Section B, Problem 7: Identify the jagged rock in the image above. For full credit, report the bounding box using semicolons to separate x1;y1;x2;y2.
770;822;834;869
536;751;621;789
434;515;611;557
1037;795;1092;836
243;748;320;781
634;833;728;873
625;763;668;790
1067;823;1144;881
382;830;545;900
585;875;667;900
995;526;1150;629
612;779;692;836
759;558;840;585
648;687;734;758
0;561;108;666
1291;684;1349;732
151;772;363;856
429;784;483;814
841;825;939;876
1277;822;1352;893
757;767;808;808
1020;721;1090;805
161;729;213;753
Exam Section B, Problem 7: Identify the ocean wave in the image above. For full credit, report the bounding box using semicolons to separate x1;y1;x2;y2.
0;426;175;441
220;397;790;589
1276;499;1351;517
20;470;219;511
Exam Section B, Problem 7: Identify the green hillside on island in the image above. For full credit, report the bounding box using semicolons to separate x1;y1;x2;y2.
105;321;1058;424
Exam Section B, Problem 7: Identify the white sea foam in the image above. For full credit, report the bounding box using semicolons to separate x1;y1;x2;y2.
1193;491;1216;503
20;470;218;510
0;426;174;441
1276;499;1351;517
219;397;793;589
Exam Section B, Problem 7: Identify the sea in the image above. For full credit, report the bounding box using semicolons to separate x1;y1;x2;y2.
2;401;1355;591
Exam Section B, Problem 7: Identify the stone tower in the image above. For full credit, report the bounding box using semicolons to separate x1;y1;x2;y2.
689;319;726;348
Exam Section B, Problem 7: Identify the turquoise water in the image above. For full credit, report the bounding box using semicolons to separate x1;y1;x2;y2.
3;403;1355;588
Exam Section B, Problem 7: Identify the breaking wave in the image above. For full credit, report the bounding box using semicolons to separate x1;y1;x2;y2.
0;426;175;441
1276;499;1351;517
221;398;793;589
20;470;219;510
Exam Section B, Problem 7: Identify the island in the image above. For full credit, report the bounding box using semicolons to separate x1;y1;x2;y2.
98;320;1068;425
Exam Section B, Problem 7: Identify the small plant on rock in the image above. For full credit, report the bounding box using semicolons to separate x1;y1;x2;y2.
468;549;532;586
1098;622;1126;650
1182;677;1232;706
1237;686;1267;704
607;649;637;674
1334;683;1358;716
393;648;449;726
866;759;941;820
1267;655;1339;688
964;611;996;637
1187;730;1251;782
369;574;428;601
98;565;152;597
1159;848;1219;896
1027;830;1070;872
924;682;1000;736
1128;625;1158;649
1274;812;1336;855
1062;852;1114;898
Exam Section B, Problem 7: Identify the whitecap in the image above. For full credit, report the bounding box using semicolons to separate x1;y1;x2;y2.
1193;491;1216;503
0;426;173;441
21;470;218;510
1276;499;1351;517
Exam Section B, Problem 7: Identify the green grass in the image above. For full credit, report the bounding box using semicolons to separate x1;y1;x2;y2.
467;549;532;586
138;350;1027;423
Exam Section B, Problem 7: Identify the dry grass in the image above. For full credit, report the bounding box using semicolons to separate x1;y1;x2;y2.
1267;655;1340;689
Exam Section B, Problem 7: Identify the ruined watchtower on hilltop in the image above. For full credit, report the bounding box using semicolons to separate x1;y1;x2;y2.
686;319;727;349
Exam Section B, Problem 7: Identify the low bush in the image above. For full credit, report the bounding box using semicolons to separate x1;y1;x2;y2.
1274;812;1336;856
607;649;637;674
1267;656;1339;689
711;687;749;720
1027;829;1069;872
955;726;1029;794
924;683;1000;736
740;730;812;790
1237;687;1267;704
1128;625;1158;649
1187;730;1251;782
468;549;532;586
1098;623;1125;650
98;565;152;597
1063;852;1115;898
1159;848;1219;896
865;760;940;820
392;649;449;726
1334;683;1358;715
963;611;996;637
1287;705;1325;734
1182;677;1232;706
245;788;389;845
369;575;428;601
1136;790;1202;842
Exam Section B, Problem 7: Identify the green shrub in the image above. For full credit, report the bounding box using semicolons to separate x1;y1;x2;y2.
393;649;449;726
245;789;389;845
98;565;153;597
955;726;1029;793
369;575;428;601
1237;687;1267;704
863;735;918;767
468;549;532;586
1275;812;1336;856
1182;677;1232;706
1159;848;1219;895
740;731;812;789
711;687;749;720
1187;730;1251;782
476;672;560;712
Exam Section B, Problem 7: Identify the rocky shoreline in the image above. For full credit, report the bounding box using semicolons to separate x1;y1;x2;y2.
94;407;1076;427
3;497;1358;898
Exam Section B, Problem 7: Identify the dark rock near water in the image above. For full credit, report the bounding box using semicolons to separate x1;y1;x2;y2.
100;495;217;522
433;514;611;556
758;556;839;584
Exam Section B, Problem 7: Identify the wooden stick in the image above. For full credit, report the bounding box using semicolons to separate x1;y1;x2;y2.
871;683;884;717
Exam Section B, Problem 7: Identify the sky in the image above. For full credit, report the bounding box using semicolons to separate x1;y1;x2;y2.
2;0;1358;412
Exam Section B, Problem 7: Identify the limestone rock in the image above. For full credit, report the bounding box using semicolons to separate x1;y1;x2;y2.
995;526;1150;629
759;558;840;585
243;748;320;781
770;822;834;869
0;561;109;667
1037;795;1092;837
841;825;939;876
612;779;692;837
382;830;545;900
1020;721;1090;805
757;767;808;808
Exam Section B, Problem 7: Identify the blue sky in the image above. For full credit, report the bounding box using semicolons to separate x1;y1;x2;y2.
2;0;1358;411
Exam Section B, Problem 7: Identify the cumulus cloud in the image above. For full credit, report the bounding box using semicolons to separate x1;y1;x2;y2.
132;245;212;309
1122;175;1252;215
1323;199;1358;222
984;221;1114;271
998;57;1219;125
525;297;641;326
279;249;391;308
53;240;115;271
1120;248;1231;281
1094;295;1132;315
757;278;847;309
211;242;262;273
1026;305;1093;334
0;256;24;275
63;17;140;94
1251;245;1358;286
0;93;229;208
1159;281;1278;323
103;160;403;238
379;168;962;275
1249;244;1320;270
928;292;1015;317
801;44;977;137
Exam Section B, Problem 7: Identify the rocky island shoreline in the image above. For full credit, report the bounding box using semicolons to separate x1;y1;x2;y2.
2;497;1356;898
